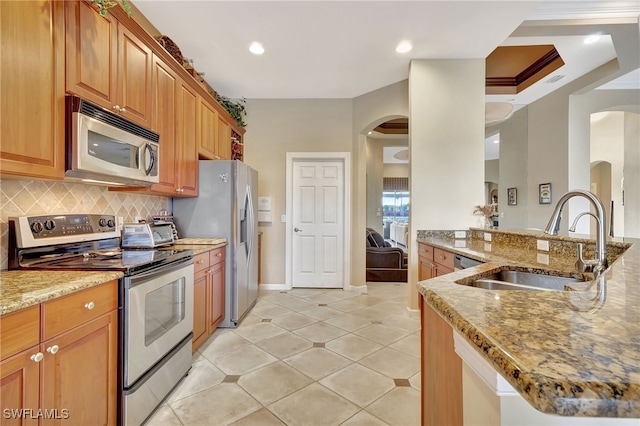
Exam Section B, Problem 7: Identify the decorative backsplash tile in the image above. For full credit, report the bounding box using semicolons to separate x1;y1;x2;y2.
0;180;169;270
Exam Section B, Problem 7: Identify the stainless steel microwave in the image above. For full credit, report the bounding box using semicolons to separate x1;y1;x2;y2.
65;95;160;187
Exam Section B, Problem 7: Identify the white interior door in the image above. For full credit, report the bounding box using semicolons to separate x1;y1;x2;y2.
292;159;344;288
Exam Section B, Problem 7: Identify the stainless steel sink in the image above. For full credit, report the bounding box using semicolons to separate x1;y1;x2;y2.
458;269;587;291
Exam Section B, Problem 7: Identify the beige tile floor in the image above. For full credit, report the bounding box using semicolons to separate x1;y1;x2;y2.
146;282;421;426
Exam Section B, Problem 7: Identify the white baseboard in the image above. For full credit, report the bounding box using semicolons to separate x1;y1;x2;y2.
259;283;289;291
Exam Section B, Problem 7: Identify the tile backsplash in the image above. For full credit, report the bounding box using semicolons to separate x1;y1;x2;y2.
0;180;169;270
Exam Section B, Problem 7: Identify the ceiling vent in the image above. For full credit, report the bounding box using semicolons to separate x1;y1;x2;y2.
546;75;565;83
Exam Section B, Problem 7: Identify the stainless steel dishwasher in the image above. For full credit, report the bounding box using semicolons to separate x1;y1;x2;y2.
454;253;483;271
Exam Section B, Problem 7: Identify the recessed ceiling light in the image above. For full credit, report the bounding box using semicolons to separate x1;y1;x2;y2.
584;35;601;44
395;40;412;54
249;42;264;55
367;131;372;135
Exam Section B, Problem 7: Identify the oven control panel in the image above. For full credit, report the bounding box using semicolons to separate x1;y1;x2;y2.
25;214;117;238
10;214;120;248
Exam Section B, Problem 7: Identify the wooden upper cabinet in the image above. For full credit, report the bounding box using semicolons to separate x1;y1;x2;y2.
0;0;65;180
65;0;117;107
198;97;219;159
66;0;152;128
150;56;179;195
176;82;199;196
116;25;153;128
217;115;231;160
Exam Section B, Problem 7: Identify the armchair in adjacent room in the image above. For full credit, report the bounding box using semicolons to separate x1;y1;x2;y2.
366;228;408;282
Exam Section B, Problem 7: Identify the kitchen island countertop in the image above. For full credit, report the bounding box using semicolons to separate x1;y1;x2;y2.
416;228;639;418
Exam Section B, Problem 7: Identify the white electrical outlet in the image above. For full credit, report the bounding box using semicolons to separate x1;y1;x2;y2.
537;253;550;265
484;243;492;252
454;231;466;239
537;240;550;251
454;240;467;248
484;232;492;242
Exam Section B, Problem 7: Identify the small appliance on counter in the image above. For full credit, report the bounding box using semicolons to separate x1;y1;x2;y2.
121;222;174;248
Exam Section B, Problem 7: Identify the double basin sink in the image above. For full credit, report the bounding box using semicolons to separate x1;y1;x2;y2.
456;267;589;292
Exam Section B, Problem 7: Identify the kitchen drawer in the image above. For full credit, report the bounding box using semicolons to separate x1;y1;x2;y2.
0;305;40;361
193;252;210;273
418;243;434;261
42;280;118;340
434;248;455;270
209;247;225;265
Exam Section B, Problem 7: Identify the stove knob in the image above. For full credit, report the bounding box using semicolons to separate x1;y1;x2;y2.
99;218;107;227
107;219;115;228
30;221;43;233
44;220;56;231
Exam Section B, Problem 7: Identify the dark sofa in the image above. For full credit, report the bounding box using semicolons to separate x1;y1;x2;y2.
366;228;408;282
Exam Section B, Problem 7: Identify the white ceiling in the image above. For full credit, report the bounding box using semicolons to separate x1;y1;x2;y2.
134;1;639;102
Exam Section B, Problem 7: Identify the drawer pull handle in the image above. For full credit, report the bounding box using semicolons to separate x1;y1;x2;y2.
216;252;222;257
197;259;204;264
31;352;44;362
47;345;59;355
85;301;95;310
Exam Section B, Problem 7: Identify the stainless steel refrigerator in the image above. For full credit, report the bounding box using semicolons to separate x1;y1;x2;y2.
173;160;258;328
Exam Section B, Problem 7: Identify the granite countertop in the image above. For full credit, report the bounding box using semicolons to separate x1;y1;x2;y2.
416;228;640;418
0;270;124;316
172;237;227;255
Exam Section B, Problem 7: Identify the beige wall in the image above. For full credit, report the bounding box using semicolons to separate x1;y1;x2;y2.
243;99;353;285
384;163;409;178
0;180;169;270
408;59;485;309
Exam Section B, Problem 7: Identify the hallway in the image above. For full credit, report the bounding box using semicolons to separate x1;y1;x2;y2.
147;282;421;425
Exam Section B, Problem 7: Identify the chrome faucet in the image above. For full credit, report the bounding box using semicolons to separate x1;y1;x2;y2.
544;190;608;275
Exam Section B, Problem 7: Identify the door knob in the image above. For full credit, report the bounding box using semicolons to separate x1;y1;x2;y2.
294;227;302;233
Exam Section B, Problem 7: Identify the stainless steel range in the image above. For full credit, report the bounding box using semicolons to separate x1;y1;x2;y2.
8;214;194;426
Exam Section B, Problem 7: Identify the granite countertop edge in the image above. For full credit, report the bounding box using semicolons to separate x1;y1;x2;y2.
416;232;639;419
0;271;124;316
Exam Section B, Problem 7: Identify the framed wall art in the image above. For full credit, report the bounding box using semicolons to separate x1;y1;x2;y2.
507;187;517;206
539;183;552;204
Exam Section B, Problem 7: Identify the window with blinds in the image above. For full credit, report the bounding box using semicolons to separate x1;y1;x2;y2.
383;177;408;192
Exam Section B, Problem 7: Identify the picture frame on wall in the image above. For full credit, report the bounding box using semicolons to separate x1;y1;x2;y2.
539;183;552;204
507;187;517;206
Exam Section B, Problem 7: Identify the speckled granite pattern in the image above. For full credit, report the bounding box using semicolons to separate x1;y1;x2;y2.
0;270;123;316
171;240;227;256
174;237;227;246
416;229;640;418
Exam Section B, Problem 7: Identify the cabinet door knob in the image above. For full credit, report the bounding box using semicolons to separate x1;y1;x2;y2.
47;345;59;354
85;301;95;310
216;252;222;257
119;107;127;113
197;259;204;264
113;105;121;112
31;352;44;362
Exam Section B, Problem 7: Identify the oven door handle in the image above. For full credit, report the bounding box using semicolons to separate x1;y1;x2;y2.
125;258;193;288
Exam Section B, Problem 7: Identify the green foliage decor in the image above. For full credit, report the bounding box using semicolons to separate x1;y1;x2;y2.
90;0;132;17
217;95;247;128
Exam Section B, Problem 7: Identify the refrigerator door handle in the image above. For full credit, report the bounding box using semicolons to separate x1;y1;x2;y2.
245;185;254;265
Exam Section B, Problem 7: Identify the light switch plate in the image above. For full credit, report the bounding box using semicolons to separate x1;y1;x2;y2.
454;240;467;248
484;243;492;252
484;233;492;242
537;240;550;251
454;231;466;239
280;214;287;223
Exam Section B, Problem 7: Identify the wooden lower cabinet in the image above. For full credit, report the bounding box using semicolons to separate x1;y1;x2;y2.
0;281;118;426
418;243;455;280
421;298;463;426
192;247;226;352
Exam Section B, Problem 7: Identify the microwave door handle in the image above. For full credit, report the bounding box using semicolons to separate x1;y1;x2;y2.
143;143;155;176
